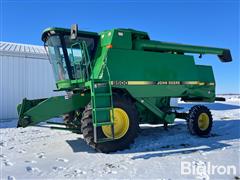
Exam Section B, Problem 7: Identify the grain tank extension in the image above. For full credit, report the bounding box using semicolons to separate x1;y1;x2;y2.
17;25;232;152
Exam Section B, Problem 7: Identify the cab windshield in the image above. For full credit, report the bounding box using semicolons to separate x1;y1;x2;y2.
45;34;98;81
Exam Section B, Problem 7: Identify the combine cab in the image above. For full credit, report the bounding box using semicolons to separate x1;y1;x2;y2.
17;25;232;152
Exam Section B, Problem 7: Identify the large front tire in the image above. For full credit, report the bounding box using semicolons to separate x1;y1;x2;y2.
81;93;139;153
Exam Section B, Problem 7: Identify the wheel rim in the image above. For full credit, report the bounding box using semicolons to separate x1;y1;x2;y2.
102;108;130;139
198;113;210;131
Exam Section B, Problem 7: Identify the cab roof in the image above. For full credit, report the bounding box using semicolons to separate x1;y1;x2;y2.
41;27;99;42
41;27;150;42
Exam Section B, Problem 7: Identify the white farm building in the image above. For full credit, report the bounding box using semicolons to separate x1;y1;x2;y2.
0;41;60;120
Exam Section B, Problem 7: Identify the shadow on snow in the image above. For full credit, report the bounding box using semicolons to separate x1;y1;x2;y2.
66;102;240;156
65;119;240;158
127;119;240;159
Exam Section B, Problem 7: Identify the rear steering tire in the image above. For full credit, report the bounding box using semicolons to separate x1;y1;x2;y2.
186;105;213;136
81;92;139;153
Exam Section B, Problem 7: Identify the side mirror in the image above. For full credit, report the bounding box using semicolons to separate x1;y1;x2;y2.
71;24;78;40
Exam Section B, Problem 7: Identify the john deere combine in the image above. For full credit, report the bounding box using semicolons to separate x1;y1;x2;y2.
17;25;232;152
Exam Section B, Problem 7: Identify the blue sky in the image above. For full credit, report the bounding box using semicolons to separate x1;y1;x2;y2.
1;0;239;93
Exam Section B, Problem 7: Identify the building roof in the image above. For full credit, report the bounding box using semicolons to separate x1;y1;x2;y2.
0;41;48;59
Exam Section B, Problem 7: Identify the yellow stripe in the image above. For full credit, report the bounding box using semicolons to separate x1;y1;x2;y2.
127;81;153;85
182;81;215;86
111;81;215;86
182;81;200;85
207;82;215;86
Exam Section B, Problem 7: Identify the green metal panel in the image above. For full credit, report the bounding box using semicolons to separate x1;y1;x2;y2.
196;65;215;82
99;29;132;49
18;93;90;127
92;47;109;79
105;49;199;81
111;30;132;49
135;97;175;123
117;84;214;100
97;48;216;100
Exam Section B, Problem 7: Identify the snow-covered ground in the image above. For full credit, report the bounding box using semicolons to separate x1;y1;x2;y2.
1;95;239;180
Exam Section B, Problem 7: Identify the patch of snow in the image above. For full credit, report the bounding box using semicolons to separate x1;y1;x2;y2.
26;166;41;173
52;166;66;171
3;160;14;167
35;152;46;159
7;176;16;180
56;158;69;163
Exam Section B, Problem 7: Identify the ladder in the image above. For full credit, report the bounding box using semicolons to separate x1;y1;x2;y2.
79;41;115;143
90;79;115;143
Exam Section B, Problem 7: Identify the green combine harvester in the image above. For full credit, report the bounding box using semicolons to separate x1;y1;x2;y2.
17;25;232;152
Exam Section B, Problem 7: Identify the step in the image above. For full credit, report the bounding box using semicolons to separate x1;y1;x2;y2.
93;107;112;111
96;137;114;143
93;121;113;127
93;83;109;88
93;125;114;143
